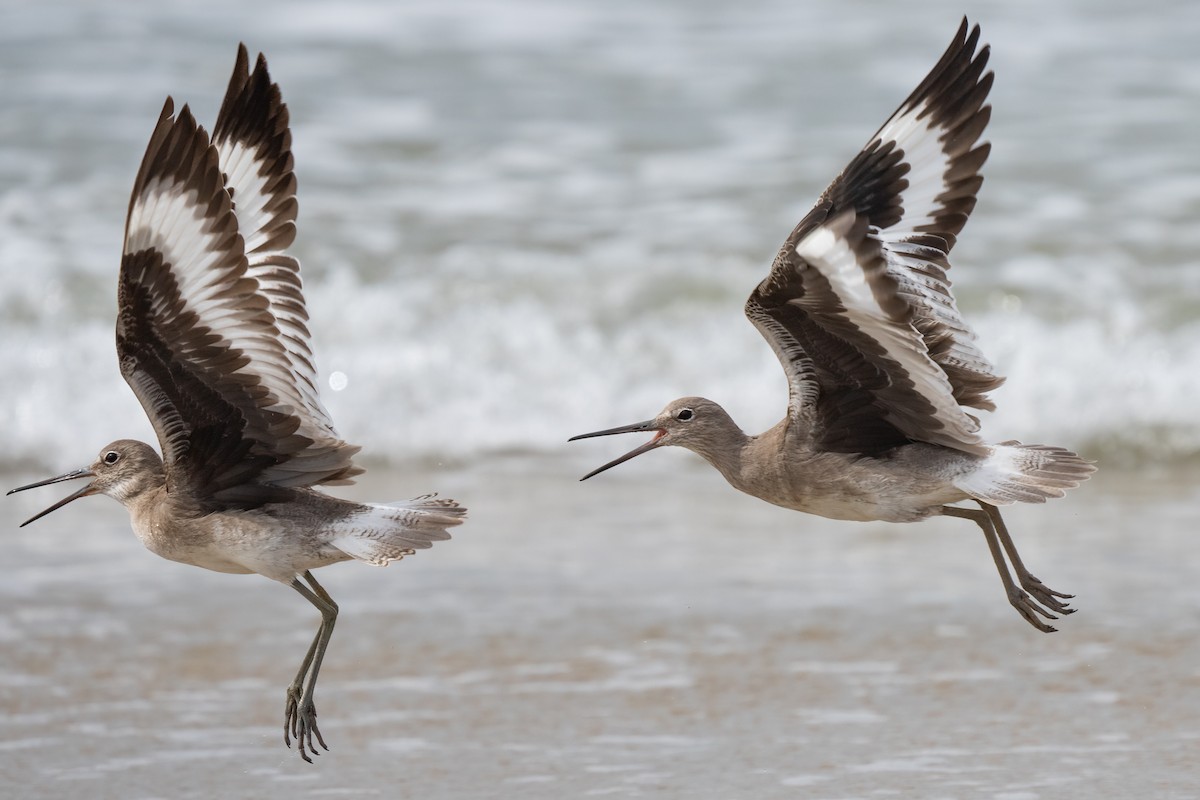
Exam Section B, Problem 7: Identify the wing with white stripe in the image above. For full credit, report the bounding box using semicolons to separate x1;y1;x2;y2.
751;210;987;454
806;17;993;249
117;97;360;507
747;19;1003;454
212;45;344;443
785;18;1003;411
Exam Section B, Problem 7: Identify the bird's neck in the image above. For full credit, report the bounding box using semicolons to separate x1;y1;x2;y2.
112;469;167;510
122;480;171;537
688;422;754;488
694;417;792;500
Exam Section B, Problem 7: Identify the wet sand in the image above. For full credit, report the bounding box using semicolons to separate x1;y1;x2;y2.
2;453;1198;799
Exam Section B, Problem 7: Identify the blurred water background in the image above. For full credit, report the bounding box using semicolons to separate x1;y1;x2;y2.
2;1;1199;798
3;0;1199;471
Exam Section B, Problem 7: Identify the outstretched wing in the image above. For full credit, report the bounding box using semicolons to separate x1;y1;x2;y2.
746;18;1000;456
211;45;345;445
117;53;360;507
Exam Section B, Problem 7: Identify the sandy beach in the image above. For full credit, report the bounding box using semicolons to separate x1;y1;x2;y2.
3;453;1197;799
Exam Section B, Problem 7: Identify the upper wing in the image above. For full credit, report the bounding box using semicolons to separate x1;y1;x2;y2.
118;63;360;507
747;18;1000;455
211;46;345;444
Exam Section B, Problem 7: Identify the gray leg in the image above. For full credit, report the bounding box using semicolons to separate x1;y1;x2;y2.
979;502;1074;615
941;505;1062;633
284;571;338;763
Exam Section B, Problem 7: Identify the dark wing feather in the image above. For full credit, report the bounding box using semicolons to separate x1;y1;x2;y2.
212;44;298;258
747;18;998;455
211;46;356;468
118;60;359;508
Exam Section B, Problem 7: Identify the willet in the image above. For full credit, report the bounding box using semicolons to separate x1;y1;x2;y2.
570;19;1094;632
7;46;466;762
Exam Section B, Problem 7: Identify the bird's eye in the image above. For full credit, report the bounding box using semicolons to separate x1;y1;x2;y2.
677;408;694;421
104;451;120;464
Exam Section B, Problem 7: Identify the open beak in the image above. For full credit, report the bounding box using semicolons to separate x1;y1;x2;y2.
568;420;666;480
7;468;97;527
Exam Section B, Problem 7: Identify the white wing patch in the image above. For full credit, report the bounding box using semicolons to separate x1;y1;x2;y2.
214;140;338;438
874;100;951;235
242;255;341;440
746;20;1001;454
120;96;362;491
125;178;294;399
216;139;280;256
793;214;985;452
213;80;341;444
126;178;234;284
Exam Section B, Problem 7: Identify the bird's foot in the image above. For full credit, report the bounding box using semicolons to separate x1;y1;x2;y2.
1018;573;1075;616
1006;586;1060;633
284;686;329;763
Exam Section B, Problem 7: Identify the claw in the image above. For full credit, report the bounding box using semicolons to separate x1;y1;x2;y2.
1007;587;1060;633
284;687;301;749
284;687;328;762
1020;577;1076;616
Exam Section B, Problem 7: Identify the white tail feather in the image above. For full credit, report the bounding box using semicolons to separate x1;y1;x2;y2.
955;443;1095;506
331;494;466;566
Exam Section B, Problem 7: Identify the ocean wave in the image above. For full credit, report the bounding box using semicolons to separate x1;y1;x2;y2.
5;263;1198;474
2;0;1198;473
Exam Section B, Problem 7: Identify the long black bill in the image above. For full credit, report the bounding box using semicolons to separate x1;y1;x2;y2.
7;468;96;528
568;421;665;481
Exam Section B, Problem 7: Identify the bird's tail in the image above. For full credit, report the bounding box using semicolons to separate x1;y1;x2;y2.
955;442;1096;506
331;494;467;566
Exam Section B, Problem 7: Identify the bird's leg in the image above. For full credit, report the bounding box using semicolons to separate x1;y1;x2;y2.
283;571;338;763
979;502;1073;615
941;505;1059;633
283;621;322;749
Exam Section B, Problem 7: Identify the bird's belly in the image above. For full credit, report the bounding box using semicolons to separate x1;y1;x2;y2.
131;516;255;574
778;493;895;522
130;511;345;580
170;549;255;575
747;463;969;524
776;491;955;523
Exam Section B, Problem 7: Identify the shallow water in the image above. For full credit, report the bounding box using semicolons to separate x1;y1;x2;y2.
3;457;1199;798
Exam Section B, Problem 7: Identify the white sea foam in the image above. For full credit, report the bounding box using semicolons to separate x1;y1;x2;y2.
2;0;1197;472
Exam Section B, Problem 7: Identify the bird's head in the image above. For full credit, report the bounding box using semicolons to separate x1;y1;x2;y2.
569;397;740;480
7;439;165;526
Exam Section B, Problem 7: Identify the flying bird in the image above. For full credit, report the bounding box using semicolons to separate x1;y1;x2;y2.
571;19;1093;632
8;46;466;762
